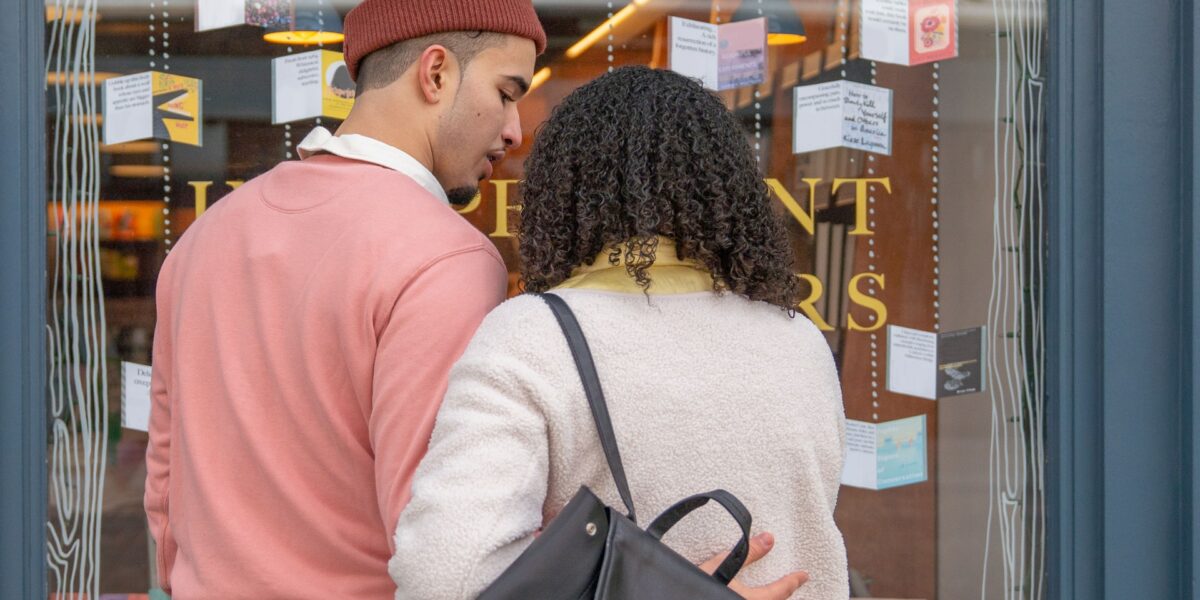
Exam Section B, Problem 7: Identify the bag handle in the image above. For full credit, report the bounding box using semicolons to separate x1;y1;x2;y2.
646;489;753;585
539;293;638;524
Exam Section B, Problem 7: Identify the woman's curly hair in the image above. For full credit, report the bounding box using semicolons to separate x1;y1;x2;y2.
518;66;802;311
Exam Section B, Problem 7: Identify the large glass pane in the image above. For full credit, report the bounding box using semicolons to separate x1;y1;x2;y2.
45;0;1047;597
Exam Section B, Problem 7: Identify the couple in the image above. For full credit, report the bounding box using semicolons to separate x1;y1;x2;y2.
144;0;848;598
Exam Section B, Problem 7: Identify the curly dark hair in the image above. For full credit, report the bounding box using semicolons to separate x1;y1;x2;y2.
518;65;802;311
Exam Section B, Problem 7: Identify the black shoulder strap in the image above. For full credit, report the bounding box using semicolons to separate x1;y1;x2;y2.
539;293;637;524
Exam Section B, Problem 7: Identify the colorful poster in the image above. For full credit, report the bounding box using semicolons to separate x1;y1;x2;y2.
875;415;928;489
273;49;355;124
669;16;766;91
321;51;354;120
937;326;987;398
793;80;893;155
152;72;203;147
245;0;292;28
841;415;928;490
861;0;958;66
103;71;203;147
196;0;293;32
717;17;767;91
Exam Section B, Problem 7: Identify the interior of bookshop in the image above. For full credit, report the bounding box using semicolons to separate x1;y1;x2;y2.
44;0;1048;597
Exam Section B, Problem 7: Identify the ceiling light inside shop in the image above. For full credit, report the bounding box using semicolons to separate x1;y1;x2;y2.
566;0;651;59
47;71;120;86
110;165;168;178
529;67;552;93
101;141;159;155
263;2;345;46
46;6;98;23
730;2;807;46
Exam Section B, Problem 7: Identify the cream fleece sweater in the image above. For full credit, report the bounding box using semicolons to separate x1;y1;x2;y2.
390;289;848;599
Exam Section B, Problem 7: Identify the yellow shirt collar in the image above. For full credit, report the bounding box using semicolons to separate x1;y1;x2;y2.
553;237;717;295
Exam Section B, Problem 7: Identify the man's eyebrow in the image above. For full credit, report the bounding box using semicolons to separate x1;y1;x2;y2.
504;75;531;95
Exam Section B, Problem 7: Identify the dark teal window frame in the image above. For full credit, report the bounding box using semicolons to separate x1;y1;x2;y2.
1047;0;1198;598
2;0;1197;597
0;0;46;596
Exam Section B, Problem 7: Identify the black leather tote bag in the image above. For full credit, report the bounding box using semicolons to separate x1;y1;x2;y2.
477;293;753;600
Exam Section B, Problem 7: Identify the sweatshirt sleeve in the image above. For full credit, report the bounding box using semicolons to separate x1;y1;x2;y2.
370;245;508;550
144;257;178;593
388;307;553;600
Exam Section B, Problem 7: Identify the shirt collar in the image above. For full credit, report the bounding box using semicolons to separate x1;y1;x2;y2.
554;237;719;295
297;126;449;205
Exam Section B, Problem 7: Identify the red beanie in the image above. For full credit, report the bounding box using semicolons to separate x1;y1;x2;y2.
343;0;547;81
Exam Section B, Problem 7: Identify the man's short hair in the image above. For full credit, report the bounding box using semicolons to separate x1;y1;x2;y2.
355;31;507;96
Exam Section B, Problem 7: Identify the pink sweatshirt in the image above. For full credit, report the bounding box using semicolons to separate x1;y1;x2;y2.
145;152;507;599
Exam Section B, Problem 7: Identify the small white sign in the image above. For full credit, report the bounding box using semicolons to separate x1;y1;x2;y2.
103;72;154;146
861;0;910;66
841;419;880;489
886;324;939;400
272;51;324;124
195;0;246;32
793;80;893;155
122;361;153;432
668;17;720;90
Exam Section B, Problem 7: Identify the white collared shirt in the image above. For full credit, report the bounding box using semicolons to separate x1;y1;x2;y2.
297;126;449;205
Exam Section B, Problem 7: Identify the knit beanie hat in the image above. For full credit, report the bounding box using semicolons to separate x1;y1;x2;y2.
343;0;547;81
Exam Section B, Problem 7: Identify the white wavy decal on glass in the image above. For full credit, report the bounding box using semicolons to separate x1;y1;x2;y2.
984;0;1046;599
45;0;107;596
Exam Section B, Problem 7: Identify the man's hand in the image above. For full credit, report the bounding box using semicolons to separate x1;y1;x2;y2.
698;532;809;600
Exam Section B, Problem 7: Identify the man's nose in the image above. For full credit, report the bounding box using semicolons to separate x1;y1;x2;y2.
502;109;523;151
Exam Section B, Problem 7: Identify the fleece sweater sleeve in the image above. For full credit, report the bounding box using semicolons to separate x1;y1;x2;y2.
144;255;178;593
388;314;553;600
370;245;508;552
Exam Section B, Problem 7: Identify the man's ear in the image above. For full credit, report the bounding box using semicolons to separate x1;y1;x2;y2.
417;45;454;104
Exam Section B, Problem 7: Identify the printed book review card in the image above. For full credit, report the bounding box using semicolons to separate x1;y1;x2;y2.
668;16;766;91
104;71;203;147
886;324;988;400
842;415;928;490
272;49;355;124
861;0;958;66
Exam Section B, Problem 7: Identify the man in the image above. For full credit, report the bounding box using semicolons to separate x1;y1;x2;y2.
146;0;805;597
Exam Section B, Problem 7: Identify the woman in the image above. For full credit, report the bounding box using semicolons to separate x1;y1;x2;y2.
389;66;847;599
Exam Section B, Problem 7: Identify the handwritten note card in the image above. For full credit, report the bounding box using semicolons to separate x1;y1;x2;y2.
793;80;893;155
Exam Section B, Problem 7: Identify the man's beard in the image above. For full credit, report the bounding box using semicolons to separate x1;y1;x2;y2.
445;186;479;207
